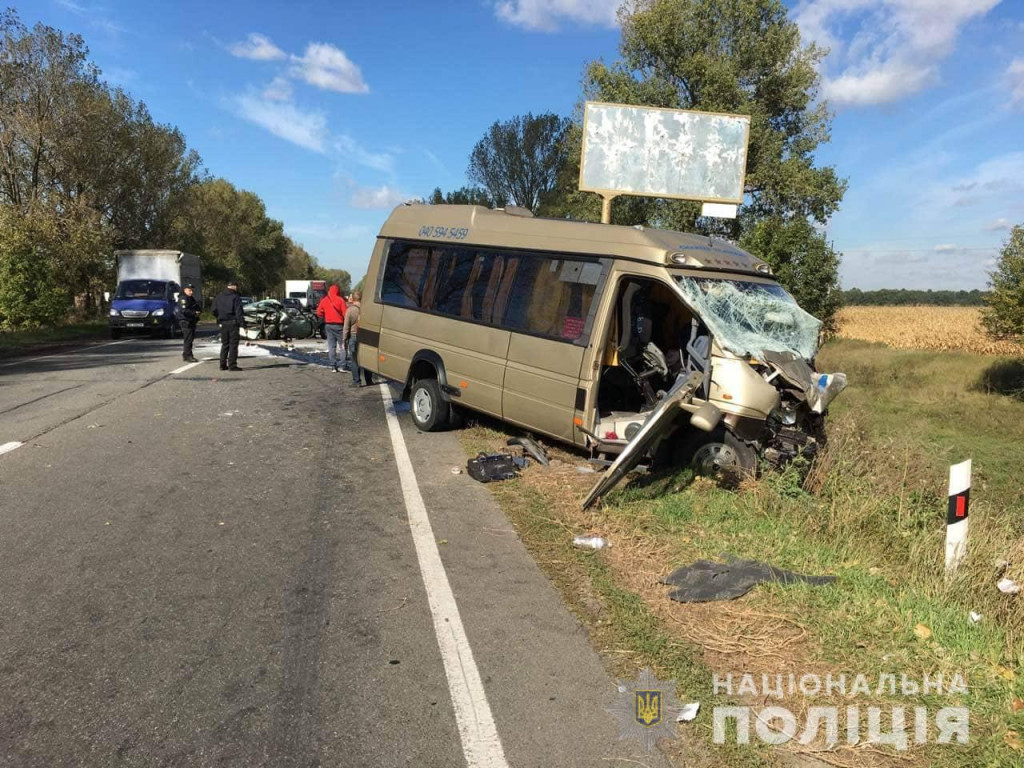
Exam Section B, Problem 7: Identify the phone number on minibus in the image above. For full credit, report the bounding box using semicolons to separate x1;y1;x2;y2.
418;226;470;240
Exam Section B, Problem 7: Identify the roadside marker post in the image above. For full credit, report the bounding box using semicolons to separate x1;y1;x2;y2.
945;459;971;577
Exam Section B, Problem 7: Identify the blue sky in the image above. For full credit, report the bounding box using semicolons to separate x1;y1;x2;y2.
20;0;1024;290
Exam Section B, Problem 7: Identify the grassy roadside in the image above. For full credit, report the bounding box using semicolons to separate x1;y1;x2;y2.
0;320;109;359
459;339;1024;767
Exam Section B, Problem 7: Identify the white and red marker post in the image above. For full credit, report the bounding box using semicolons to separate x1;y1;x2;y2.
945;459;971;576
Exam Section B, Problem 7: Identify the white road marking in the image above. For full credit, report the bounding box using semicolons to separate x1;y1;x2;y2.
169;360;204;375
379;384;509;768
0;441;24;455
0;339;129;368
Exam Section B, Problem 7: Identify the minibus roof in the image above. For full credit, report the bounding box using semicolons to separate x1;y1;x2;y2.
379;204;773;276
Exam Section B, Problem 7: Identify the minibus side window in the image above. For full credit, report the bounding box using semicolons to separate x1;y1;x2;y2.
469;251;503;322
381;242;430;308
502;256;599;343
434;248;475;316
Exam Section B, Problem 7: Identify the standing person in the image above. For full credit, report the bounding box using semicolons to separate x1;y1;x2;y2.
342;291;374;388
316;285;348;372
177;284;201;362
212;280;245;371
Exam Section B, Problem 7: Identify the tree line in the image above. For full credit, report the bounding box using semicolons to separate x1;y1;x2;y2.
0;10;347;330
841;289;988;306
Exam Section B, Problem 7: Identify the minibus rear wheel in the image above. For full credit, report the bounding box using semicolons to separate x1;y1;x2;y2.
410;377;450;432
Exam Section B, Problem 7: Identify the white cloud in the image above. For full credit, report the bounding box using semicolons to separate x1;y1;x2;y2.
933;243;958;253
424;149;449;175
55;0;87;13
290;43;369;93
794;0;1001;107
261;76;293;102
920;152;1024;212
350;185;409;209
229;33;286;61
986;218;1011;231
1007;58;1024;107
233;94;327;153
334;135;394;173
495;0;621;31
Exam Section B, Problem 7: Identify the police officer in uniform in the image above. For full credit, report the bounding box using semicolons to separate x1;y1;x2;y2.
178;284;201;362
212;280;245;371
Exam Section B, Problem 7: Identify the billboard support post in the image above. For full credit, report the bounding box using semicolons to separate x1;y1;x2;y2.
601;194;617;224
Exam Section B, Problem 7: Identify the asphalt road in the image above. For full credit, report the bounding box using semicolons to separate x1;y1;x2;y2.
0;335;674;767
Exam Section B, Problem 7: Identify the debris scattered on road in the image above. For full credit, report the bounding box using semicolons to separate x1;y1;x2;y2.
677;702;700;722
573;535;609;550
87;423;101;429
506;436;549;466
970;611;983;624
661;554;836;603
998;577;1021;595
575;465;596;474
467;452;520;483
450;466;463;474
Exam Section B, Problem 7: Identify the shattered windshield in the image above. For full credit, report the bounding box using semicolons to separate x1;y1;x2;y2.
672;276;821;361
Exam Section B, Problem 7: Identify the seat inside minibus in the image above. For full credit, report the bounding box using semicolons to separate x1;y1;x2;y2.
596;278;702;423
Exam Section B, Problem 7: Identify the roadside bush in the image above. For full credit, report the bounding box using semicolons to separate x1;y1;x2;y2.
0;248;68;329
0;207;105;329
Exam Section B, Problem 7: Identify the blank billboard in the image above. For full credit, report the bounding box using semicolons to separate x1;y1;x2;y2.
579;102;750;204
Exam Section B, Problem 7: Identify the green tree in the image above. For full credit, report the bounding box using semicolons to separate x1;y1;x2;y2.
0;205;98;328
740;217;841;333
982;225;1024;342
547;0;846;327
282;237;317;281
468;112;570;213
427;185;499;207
165;178;288;297
0;10;200;316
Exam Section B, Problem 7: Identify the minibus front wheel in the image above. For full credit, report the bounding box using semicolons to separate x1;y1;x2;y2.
683;427;756;481
410;377;451;432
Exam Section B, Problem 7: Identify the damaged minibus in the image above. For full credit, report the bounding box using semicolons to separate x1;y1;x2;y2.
357;204;845;502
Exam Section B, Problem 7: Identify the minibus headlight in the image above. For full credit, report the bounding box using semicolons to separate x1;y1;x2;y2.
109;308;120;316
153;308;164;317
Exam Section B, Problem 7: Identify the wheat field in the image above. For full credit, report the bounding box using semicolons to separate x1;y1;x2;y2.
836;306;1022;355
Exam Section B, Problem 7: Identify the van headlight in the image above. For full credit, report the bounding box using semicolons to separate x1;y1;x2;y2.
153;308;164;317
109;308;120;316
770;406;798;425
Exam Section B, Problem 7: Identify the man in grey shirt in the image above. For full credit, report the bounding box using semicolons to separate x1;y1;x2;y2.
342;292;374;387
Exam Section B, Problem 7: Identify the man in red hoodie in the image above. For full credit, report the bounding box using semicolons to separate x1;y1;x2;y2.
316;284;348;372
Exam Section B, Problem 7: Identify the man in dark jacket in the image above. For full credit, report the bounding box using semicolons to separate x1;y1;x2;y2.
177;284;202;363
212;281;245;371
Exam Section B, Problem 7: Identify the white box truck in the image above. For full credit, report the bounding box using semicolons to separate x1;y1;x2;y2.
285;280;312;308
109;250;201;339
